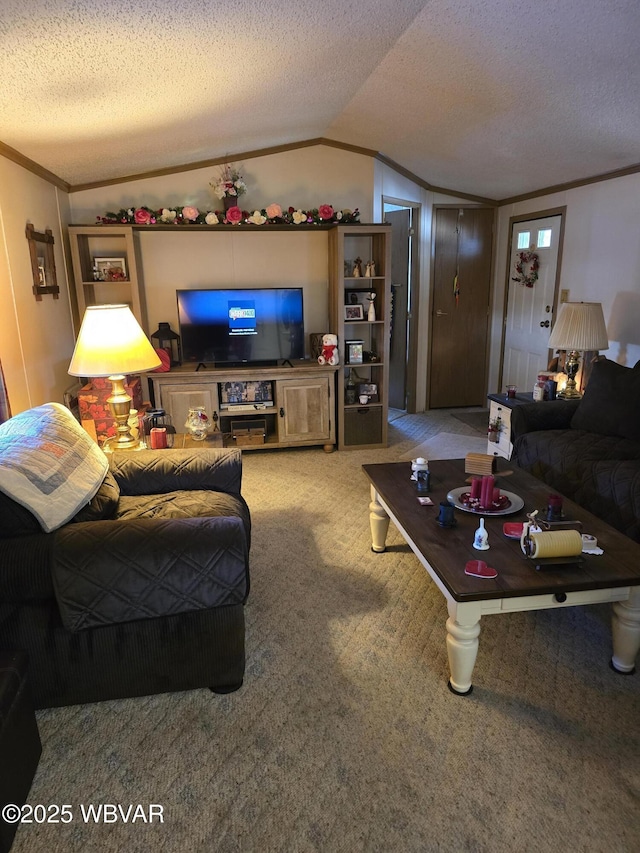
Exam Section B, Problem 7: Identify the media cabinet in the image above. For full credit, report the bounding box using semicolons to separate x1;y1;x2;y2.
68;222;391;450
151;363;338;452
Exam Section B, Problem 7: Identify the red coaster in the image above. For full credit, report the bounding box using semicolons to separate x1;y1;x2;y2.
465;560;498;578
503;522;524;539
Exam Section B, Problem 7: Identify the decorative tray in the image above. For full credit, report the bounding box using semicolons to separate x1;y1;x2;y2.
446;487;524;517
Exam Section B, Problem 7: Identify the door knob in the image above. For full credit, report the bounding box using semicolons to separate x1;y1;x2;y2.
540;320;550;328
436;310;448;317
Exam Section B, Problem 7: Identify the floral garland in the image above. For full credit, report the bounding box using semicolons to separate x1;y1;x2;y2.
96;203;360;227
511;251;539;288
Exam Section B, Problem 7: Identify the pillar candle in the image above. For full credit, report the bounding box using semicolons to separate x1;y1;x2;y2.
481;475;495;509
492;487;500;503
470;477;482;499
150;427;167;449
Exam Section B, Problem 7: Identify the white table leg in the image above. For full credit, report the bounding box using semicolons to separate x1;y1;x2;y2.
611;586;640;674
369;486;390;552
446;601;481;695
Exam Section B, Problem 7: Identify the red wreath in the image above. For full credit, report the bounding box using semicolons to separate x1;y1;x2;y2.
512;251;539;288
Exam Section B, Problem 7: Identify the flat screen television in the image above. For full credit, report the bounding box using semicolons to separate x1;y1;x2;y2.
176;287;305;367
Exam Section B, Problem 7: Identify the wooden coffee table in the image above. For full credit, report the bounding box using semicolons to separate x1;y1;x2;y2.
363;459;640;694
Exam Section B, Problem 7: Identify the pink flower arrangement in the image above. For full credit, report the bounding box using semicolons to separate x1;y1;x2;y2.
225;206;243;225
98;204;360;227
134;208;153;225
265;203;283;219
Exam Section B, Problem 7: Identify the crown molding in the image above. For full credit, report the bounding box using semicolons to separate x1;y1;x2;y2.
0;140;69;192
498;162;640;205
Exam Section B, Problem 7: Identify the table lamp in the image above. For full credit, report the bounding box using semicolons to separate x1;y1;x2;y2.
68;305;161;449
547;302;609;398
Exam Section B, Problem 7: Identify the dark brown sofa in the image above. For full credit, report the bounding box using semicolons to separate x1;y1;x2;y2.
0;403;250;708
512;358;640;543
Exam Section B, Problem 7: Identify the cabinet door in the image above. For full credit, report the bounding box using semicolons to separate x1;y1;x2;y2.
276;378;331;443
156;384;218;433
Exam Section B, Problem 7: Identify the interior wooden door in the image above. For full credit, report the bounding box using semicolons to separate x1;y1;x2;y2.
385;208;411;410
429;207;493;408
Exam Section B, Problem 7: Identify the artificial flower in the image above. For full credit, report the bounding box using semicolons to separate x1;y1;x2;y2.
205;212;219;225
248;210;267;225
134;208;152;225
266;203;282;219
225;206;243;225
181;206;199;221
318;204;334;221
160;208;177;223
210;164;247;200
292;210;307;224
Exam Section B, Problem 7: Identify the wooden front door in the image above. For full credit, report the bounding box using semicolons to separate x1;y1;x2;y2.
429;207;494;408
501;214;563;394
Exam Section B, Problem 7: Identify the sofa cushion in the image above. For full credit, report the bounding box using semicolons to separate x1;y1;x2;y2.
115;489;251;544
69;471;120;523
513;428;640;499
0;403;108;533
570;358;640;442
52;516;249;631
0;490;43;538
574;460;640;543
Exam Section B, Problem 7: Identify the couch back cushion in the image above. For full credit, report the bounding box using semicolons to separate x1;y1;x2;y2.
571;358;640;442
0;402;108;533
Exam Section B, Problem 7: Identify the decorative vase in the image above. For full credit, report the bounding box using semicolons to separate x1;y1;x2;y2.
185;406;210;441
223;196;237;212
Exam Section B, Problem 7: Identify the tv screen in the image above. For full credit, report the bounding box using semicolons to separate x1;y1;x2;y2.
177;287;305;366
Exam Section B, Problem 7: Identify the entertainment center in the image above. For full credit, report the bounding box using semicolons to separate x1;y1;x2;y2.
68;222;391;451
151;363;337;452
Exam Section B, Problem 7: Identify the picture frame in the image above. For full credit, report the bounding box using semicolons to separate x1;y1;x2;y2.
26;223;59;301
94;257;128;281
358;383;379;403
345;340;364;364
344;304;364;321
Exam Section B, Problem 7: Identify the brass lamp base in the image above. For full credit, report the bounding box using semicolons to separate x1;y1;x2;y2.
557;350;583;399
104;374;139;450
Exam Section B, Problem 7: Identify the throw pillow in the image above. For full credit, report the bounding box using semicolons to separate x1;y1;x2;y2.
570;358;640;442
0;402;108;533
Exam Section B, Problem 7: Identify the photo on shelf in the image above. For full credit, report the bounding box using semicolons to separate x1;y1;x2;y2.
358;383;379;403
94;257;127;281
345;340;364;364
344;304;364;321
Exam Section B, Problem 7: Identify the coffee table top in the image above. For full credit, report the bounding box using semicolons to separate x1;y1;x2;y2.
363;459;640;603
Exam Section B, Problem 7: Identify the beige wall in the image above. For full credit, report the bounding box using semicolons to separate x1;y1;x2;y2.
0;156;75;413
2;139;637;418
69;144;374;349
69;145;374;223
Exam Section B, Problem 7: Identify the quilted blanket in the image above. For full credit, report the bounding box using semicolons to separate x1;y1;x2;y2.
0;403;108;532
52;515;249;631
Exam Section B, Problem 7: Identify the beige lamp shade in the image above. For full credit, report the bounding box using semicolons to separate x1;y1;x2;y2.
69;305;161;377
548;302;609;352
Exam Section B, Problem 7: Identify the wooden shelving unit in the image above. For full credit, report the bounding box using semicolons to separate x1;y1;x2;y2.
328;225;391;449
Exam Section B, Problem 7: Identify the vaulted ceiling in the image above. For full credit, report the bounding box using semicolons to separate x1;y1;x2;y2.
1;0;638;200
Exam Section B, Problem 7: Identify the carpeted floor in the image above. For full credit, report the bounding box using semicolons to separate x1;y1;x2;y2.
13;410;640;853
450;409;490;434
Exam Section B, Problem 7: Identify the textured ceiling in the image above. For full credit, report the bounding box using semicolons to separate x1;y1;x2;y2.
0;0;638;199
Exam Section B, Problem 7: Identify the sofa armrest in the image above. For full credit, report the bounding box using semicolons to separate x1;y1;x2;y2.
510;399;580;441
109;448;243;496
52;516;250;632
